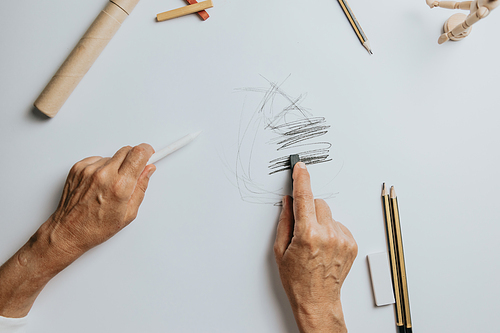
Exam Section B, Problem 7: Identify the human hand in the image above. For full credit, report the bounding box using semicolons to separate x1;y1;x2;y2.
44;143;156;259
273;162;357;333
0;144;156;318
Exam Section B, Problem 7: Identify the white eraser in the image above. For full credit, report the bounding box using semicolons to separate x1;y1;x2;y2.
367;252;395;306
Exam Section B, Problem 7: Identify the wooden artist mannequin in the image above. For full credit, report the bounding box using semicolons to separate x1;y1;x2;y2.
426;0;499;43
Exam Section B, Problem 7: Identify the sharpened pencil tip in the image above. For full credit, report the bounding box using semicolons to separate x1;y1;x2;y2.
390;186;396;199
382;183;388;196
362;41;372;55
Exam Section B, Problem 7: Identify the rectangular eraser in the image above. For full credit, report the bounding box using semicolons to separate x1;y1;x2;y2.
367;252;395;306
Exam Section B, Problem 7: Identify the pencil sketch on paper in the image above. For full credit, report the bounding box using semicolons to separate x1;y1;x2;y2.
223;76;339;205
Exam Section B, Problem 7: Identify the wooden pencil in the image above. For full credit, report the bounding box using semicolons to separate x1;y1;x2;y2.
382;183;405;333
157;0;213;22
185;0;210;20
390;186;413;333
336;0;373;54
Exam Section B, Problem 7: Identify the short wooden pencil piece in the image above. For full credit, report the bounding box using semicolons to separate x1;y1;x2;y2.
382;183;405;333
148;131;201;164
157;0;213;22
185;0;210;20
390;186;413;333
34;0;141;118
336;0;373;54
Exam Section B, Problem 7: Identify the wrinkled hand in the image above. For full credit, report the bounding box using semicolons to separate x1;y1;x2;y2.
274;162;357;333
45;144;156;258
0;144;157;318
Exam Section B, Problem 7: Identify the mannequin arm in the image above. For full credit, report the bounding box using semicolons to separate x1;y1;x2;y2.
438;6;489;43
427;1;472;9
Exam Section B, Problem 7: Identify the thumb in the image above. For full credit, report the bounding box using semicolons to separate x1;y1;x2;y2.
273;196;294;262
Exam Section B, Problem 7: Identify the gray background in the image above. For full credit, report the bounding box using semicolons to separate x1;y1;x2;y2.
1;0;499;332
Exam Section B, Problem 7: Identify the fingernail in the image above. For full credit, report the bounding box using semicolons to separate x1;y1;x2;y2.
296;162;306;169
147;168;156;179
282;196;286;207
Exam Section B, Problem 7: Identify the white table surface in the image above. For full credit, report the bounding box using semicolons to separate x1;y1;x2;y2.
1;0;499;332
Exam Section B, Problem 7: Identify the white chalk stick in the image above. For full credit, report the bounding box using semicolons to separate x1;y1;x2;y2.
367;252;395;306
149;131;201;164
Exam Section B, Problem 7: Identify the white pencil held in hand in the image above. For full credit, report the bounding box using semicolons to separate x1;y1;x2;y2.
149;131;202;164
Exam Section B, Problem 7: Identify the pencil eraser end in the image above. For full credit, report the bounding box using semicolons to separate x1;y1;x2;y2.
367;252;395;306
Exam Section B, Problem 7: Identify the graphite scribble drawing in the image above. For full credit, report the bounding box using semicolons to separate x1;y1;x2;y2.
224;76;339;205
267;117;332;175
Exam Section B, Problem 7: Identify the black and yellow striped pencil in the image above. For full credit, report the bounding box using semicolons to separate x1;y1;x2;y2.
390;186;413;333
336;0;373;54
382;184;406;333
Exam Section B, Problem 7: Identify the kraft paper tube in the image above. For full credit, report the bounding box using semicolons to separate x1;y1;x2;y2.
34;0;140;117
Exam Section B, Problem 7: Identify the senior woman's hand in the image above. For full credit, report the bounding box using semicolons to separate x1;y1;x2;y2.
0;144;155;318
274;162;357;333
47;143;156;257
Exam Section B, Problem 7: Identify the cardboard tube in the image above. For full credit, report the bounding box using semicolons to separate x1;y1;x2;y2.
34;0;140;117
